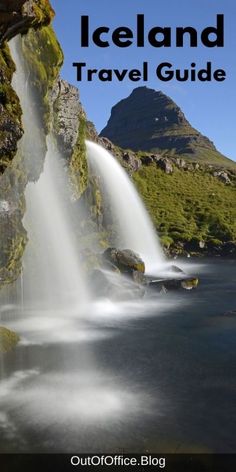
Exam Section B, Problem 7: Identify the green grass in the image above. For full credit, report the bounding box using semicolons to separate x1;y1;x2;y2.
133;165;236;247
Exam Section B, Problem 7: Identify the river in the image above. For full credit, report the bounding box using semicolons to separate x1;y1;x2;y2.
0;259;235;453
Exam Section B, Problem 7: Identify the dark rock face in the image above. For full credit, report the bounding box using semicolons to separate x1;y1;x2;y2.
0;0;54;45
100;86;233;167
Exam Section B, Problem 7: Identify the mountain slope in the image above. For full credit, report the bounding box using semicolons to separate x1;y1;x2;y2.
100;87;235;169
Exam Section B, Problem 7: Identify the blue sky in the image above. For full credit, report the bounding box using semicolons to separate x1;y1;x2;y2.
50;0;236;161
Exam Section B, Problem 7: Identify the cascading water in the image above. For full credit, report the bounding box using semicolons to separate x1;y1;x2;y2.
86;141;165;274
10;36;88;311
0;33;191;455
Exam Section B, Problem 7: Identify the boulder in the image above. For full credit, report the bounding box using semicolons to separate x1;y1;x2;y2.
181;278;199;290
140;155;154;166
102;248;145;274
175;157;186;169
155;157;173;174
122;152;141;171
213;170;231;184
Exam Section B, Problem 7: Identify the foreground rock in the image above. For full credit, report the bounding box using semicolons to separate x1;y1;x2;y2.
0;326;19;353
148;277;199;292
102;248;145;274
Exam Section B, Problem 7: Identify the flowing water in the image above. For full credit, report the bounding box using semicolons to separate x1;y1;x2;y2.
86;141;165;274
0;260;236;453
10;36;88;311
0;36;235;455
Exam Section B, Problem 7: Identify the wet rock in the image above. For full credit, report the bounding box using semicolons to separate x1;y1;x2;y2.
102;248;145;274
0;326;19;353
181;278;199;290
148;276;199;292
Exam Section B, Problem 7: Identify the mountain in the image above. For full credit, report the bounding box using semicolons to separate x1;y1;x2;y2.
100;87;235;169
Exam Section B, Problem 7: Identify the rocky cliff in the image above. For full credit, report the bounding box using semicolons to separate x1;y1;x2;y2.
100;86;235;169
0;0;88;287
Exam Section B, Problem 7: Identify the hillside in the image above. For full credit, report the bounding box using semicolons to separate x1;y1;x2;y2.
100;87;236;170
98;138;236;256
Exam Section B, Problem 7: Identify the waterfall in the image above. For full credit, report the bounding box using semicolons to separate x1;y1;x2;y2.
9;36;88;311
86;141;165;274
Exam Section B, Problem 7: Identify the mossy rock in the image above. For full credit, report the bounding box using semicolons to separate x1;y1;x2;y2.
69;116;88;198
0;42;23;173
22;24;64;130
29;0;55;27
0;327;20;353
181;278;199;290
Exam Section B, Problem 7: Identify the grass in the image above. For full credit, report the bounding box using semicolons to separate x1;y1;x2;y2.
133;165;236;248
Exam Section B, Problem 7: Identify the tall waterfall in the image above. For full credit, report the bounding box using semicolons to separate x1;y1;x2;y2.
86;141;165;274
9;36;88;310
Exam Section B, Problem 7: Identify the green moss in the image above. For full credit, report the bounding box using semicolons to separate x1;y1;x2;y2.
22;25;64;130
0;327;20;353
0;42;16;81
0;43;23;172
69;117;88;198
6;234;27;273
160;235;174;249
30;0;55;27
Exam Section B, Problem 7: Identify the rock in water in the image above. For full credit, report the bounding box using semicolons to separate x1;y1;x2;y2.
148;276;199;292
100;86;234;167
0;326;19;353
102;248;145;274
